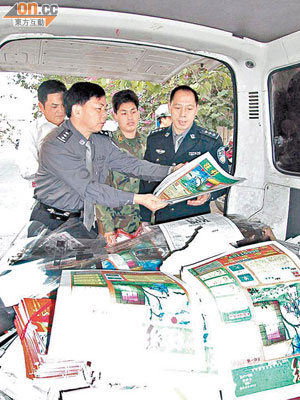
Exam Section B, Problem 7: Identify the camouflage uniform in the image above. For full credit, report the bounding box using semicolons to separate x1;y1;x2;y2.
96;129;146;234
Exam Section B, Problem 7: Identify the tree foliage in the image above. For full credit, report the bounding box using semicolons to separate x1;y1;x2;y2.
0;89;19;145
0;114;18;146
5;61;233;141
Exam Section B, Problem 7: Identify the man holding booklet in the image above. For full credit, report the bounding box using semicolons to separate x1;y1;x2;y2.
139;85;229;224
29;82;183;237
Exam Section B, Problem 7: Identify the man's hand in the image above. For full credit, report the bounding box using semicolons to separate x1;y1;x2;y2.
187;193;211;206
134;194;167;212
139;221;151;233
262;226;276;241
104;231;117;246
171;163;185;172
140;221;150;228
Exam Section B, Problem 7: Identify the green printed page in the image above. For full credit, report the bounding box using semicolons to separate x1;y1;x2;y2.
190;266;251;323
232;357;300;396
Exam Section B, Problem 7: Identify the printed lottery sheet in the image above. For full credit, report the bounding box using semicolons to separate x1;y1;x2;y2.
182;241;300;397
48;269;206;385
153;152;245;204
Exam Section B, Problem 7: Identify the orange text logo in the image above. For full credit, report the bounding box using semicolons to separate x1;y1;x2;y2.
3;2;58;27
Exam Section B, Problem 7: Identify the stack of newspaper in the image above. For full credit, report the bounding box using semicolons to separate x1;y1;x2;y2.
181;241;300;399
47;269;206;386
14;297;89;381
6;238;300;399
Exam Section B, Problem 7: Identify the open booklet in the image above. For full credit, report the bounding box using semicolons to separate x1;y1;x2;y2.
181;241;300;399
153;152;245;204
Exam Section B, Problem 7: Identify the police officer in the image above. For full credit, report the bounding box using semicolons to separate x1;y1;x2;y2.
96;89;146;244
29;82;174;237
139;85;229;224
155;104;172;128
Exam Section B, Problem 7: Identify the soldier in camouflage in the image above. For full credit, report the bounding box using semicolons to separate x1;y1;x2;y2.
96;90;146;243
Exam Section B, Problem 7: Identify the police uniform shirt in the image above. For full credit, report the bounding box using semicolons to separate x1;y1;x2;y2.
34;119;170;212
172;126;189;152
139;122;229;223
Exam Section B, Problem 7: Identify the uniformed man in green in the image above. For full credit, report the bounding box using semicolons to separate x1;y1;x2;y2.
96;90;146;244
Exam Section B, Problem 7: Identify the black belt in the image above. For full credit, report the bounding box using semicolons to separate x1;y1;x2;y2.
39;202;83;221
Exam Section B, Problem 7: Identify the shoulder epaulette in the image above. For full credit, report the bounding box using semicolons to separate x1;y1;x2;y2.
150;127;163;135
98;130;113;138
149;127;168;136
199;127;220;140
56;128;73;143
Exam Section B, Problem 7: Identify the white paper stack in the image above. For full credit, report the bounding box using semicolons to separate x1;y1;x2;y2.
48;269;207;386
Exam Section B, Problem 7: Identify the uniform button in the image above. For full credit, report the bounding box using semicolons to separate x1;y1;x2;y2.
171;207;175;211
172;163;176;166
156;158;160;162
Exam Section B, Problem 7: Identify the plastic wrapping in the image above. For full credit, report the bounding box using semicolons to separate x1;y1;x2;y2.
226;214;276;246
